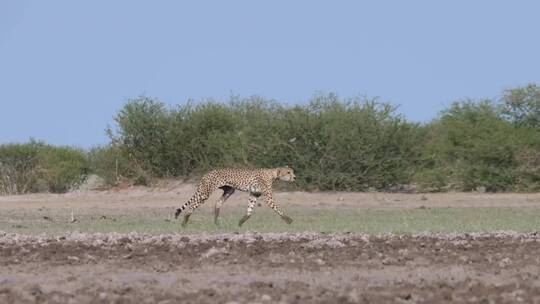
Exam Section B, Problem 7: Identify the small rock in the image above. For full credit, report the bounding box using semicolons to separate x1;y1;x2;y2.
143;297;155;304
476;186;486;193
315;258;326;266
306;238;345;249
499;257;512;268
261;294;272;302
348;290;360;302
398;249;409;257
28;284;43;296
86;254;96;262
202;247;226;258
400;293;413;301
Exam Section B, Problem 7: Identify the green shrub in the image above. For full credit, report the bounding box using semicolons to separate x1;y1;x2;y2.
87;145;133;186
415;100;539;192
502;83;540;128
108;96;171;177
0;141;88;194
108;94;422;191
6;85;540;194
38;146;88;193
0;141;43;194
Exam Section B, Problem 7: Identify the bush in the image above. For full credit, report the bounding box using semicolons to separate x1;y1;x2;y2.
499;84;540;190
38;145;89;193
87;145;133;186
0;141;43;194
0;141;88;194
6;85;540;194
502;83;540;128
415;100;540;192
108;96;171;177
108;94;423;191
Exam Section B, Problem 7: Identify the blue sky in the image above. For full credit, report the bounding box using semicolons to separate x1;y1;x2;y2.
1;1;539;148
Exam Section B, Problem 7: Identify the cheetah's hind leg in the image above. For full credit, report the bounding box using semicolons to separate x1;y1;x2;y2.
214;186;235;225
177;189;211;227
282;214;293;224
181;214;191;227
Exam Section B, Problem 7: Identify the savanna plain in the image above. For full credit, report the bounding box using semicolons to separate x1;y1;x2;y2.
2;184;540;303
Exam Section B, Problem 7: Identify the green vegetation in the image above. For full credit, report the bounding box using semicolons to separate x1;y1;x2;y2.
108;94;422;191
2;206;540;235
2;84;540;194
0;141;88;195
413;84;540;192
87;145;131;186
415;99;540;191
107;84;540;192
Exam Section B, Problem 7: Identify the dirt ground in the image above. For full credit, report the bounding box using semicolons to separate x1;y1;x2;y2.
1;182;540;210
2;187;540;303
1;232;540;304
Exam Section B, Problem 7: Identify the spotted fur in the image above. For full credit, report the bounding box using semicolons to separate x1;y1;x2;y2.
175;167;296;227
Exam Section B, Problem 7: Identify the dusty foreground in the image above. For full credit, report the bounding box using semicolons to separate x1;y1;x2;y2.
1;232;540;304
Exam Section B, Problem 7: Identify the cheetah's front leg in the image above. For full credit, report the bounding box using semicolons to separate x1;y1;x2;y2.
238;194;258;226
263;188;293;224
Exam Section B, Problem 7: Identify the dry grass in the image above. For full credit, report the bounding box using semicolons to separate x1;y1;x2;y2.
2;205;540;235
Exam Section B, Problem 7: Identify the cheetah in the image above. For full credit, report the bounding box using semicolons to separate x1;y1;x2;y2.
175;167;296;227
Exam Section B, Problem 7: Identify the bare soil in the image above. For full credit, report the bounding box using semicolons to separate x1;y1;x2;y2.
1;232;540;303
2;187;540;303
1;183;539;210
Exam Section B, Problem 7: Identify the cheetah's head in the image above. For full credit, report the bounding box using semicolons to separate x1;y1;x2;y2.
277;167;295;182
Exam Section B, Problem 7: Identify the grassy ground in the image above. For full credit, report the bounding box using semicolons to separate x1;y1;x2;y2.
2;206;540;235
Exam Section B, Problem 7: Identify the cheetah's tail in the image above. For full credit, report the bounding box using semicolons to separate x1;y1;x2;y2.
175;193;200;219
